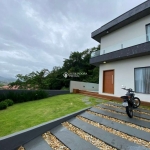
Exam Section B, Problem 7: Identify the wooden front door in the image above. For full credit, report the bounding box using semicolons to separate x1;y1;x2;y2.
103;70;114;94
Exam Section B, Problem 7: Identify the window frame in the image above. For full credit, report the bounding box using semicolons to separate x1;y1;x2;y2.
134;66;150;94
146;23;150;42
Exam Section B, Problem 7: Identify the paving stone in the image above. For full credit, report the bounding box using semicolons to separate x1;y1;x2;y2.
90;108;150;128
50;125;99;150
80;112;150;141
24;136;52;150
98;104;150;120
107;102;122;106
82;97;89;100
85;102;91;105
96;99;105;102
69;118;149;150
136;108;150;113
82;99;89;102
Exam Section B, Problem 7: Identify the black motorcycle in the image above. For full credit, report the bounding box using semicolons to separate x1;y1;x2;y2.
121;86;141;118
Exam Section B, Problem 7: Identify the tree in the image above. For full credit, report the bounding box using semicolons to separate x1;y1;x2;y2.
9;44;100;89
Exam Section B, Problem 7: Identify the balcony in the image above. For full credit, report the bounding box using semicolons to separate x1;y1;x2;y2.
91;34;150;58
90;38;150;66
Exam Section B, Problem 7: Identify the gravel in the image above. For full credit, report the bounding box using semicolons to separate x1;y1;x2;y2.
87;110;150;133
77;116;150;149
42;131;70;150
18;146;24;150
62;122;117;150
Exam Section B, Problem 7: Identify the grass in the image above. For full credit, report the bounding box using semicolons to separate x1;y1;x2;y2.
0;94;108;137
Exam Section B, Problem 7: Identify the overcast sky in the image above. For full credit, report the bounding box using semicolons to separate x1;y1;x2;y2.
0;0;146;78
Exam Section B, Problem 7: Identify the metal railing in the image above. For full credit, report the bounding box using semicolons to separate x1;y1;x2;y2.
90;34;149;58
91;50;100;58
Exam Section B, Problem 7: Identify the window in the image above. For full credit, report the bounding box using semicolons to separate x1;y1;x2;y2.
146;24;150;42
135;67;150;94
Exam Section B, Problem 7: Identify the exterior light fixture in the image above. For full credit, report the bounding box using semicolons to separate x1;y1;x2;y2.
103;61;106;64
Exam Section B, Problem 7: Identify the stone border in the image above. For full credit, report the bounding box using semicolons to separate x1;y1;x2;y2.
0;107;90;150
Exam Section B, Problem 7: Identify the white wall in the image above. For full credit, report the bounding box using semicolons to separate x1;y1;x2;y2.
70;81;99;93
99;55;150;102
100;15;150;55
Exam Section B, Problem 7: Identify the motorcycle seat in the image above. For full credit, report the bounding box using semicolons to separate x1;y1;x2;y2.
121;96;128;99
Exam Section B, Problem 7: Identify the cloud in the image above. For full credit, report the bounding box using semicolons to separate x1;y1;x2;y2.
0;0;146;78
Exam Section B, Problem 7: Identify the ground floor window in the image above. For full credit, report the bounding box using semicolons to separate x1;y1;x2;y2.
134;67;150;94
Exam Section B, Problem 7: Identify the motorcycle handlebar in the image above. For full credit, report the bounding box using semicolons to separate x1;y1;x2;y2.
121;88;134;92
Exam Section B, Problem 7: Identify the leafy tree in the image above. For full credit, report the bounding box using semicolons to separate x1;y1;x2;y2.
9;44;100;89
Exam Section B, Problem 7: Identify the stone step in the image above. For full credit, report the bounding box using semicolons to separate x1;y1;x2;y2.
69;118;149;150
80;112;150;141
108;102;150;113
90;107;150;128
50;124;99;150
98;104;150;120
24;136;53;150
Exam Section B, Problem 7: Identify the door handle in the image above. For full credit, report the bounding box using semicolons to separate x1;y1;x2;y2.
112;75;113;84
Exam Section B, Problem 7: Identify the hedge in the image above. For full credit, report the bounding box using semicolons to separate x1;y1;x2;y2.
0;90;49;104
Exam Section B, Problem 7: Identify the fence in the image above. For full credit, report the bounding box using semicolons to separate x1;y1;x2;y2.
0;89;70;97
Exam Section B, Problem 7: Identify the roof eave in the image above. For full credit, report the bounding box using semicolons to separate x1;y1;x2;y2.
91;0;150;42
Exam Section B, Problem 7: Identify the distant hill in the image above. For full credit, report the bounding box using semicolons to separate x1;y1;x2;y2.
0;76;16;83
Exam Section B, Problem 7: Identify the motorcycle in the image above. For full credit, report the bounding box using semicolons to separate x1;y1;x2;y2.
121;85;141;118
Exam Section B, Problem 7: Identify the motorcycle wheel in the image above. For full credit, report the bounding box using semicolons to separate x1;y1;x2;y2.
133;97;141;108
126;106;133;118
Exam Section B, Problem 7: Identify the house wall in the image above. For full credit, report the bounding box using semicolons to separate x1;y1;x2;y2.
99;55;150;102
70;81;99;93
100;15;150;55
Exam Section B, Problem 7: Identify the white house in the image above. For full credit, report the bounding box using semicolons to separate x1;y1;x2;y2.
90;0;150;102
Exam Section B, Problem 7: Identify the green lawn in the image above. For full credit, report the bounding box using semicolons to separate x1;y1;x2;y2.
0;94;108;137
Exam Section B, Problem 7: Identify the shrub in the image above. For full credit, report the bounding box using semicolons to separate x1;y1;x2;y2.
4;99;14;106
33;90;49;100
0;101;8;110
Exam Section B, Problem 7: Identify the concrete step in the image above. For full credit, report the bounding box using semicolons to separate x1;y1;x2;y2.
50;125;99;150
68;118;149;150
98;104;150;120
108;102;150;113
80;112;150;141
90;107;150;128
24;136;53;150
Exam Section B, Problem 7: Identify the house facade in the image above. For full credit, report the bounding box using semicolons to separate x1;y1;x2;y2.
90;0;150;102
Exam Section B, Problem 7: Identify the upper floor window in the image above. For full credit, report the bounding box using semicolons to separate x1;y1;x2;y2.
135;67;150;94
146;24;150;42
